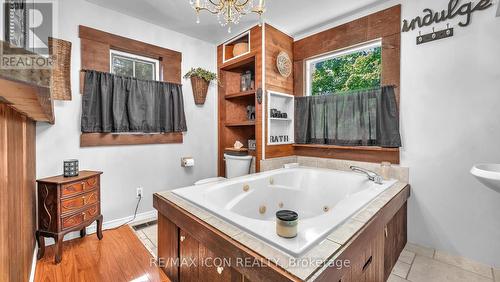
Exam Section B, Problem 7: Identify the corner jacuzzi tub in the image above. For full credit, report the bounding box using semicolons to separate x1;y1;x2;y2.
173;167;397;257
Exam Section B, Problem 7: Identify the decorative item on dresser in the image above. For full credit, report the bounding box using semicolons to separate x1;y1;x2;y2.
63;159;79;177
35;171;103;263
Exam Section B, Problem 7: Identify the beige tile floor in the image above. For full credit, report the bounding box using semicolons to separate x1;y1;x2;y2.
388;243;498;282
134;223;499;282
134;223;158;258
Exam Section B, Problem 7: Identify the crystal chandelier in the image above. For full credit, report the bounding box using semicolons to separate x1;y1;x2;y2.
190;0;266;33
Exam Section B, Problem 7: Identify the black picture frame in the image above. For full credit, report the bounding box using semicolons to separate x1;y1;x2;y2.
4;0;29;49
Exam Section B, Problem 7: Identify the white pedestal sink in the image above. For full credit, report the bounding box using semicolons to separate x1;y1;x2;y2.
471;164;500;193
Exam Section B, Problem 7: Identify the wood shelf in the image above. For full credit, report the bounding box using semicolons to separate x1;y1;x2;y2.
225;90;256;100
220;52;256;71
293;144;399;152
225;121;255;127
224;147;249;154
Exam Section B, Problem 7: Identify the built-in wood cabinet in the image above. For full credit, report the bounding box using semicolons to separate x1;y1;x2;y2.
336;229;384;282
384;202;408;281
179;230;244;282
157;213;248;282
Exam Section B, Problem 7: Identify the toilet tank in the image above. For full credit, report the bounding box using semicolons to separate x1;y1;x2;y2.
225;154;253;178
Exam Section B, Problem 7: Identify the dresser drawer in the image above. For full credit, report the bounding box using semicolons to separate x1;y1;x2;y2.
61;205;99;230
61;176;98;197
61;190;99;215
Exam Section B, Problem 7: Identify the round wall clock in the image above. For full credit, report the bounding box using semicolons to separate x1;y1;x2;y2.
276;51;292;78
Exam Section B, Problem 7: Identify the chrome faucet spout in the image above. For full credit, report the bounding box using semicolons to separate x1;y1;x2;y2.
350;166;384;184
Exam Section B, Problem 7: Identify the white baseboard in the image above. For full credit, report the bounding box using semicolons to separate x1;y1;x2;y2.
44;209;157;246
29;247;37;282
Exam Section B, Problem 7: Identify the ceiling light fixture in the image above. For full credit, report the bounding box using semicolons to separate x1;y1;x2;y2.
189;0;266;33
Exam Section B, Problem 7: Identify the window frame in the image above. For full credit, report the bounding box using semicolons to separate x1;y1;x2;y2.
109;49;160;81
305;39;382;96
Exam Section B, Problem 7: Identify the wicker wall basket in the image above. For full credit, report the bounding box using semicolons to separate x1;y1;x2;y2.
49;37;72;101
190;76;210;105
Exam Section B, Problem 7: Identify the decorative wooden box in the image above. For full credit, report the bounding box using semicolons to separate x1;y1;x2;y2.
35;171;103;263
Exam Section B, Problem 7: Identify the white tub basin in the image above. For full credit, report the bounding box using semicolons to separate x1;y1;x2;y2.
173;167;397;257
471;164;500;193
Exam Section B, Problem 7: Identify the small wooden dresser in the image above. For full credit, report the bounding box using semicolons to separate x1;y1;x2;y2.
36;171;103;263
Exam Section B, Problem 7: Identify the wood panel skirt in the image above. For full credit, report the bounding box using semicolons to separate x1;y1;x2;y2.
35;171;104;263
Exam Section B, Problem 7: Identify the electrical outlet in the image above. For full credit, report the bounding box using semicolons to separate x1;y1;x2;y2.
136;187;143;199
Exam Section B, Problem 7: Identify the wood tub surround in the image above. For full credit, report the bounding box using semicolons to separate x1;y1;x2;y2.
78;25;183;147
35;171;104;264
154;182;410;281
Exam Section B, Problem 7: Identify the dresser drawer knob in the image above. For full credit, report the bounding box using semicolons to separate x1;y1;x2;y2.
217;266;224;275
180;235;185;242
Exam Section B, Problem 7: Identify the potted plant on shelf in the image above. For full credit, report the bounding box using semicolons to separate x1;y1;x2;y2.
184;67;217;105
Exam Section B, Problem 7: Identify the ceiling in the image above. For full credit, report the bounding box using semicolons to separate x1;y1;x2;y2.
85;0;388;44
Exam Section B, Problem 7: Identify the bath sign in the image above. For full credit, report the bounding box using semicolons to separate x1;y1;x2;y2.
402;0;493;44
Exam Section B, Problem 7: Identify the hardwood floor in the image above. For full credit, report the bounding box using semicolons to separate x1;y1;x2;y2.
34;226;170;282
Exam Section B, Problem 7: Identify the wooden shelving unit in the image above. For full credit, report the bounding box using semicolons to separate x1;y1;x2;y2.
217;24;295;175
217;27;262;177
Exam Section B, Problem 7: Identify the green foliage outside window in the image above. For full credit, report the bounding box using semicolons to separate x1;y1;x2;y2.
310;46;381;95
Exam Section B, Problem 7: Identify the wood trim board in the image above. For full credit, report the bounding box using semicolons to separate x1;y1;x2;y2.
80;132;183;147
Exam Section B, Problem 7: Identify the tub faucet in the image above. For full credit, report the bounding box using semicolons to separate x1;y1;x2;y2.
350;166;384;184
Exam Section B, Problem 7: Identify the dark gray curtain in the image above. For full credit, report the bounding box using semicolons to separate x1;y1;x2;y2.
81;70;187;133
295;86;401;147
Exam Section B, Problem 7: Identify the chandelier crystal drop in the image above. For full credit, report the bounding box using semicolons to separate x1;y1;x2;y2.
189;0;266;33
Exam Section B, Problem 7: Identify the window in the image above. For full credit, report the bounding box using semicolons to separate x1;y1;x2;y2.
110;50;160;81
305;40;382;96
